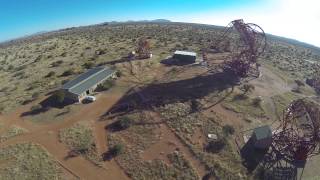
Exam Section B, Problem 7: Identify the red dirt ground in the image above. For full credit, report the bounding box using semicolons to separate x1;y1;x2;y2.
1;64;283;180
0;89;130;180
141;112;208;178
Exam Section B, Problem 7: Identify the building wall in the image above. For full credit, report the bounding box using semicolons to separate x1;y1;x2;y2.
173;54;196;63
63;90;80;103
63;72;116;103
253;135;272;149
92;72;116;92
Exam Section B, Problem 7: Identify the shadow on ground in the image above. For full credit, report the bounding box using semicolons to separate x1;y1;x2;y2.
160;57;195;66
21;95;74;117
240;137;302;179
99;56;147;66
103;71;238;118
240;137;269;172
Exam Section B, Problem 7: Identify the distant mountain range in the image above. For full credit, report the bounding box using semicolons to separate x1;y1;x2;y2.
116;19;171;23
267;34;320;54
98;19;171;26
1;19;320;54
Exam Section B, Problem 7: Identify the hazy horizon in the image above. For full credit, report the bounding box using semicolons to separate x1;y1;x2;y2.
1;0;319;47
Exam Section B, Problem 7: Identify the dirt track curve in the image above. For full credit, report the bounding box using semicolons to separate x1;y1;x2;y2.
0;90;129;180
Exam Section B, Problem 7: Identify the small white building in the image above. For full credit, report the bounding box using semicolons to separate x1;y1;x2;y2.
173;51;197;64
252;125;272;149
61;66;116;102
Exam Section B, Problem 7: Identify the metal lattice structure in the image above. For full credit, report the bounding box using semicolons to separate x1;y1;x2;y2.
206;19;267;78
272;99;320;163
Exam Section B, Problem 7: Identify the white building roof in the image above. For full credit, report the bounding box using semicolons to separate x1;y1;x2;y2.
174;50;197;57
62;66;115;95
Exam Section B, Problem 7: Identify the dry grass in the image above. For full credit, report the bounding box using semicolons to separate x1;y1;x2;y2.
25;105;81;124
0;125;28;143
59;121;102;166
107;132;199;180
0;143;62;180
0;22;317;113
159;102;246;179
270;92;300;119
222;92;266;119
1;22;319;179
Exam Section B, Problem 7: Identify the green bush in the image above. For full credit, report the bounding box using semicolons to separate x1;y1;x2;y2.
117;116;132;130
96;80;114;91
31;92;40;99
83;62;94;69
222;125;235;136
8;64;14;71
110;144;124;156
52;91;65;104
61;69;74;76
59;123;94;152
95;49;106;55
31;104;42;111
295;79;305;87
115;71;122;77
291;87;302;93
240;84;255;94
252;97;262;107
45;71;56;78
206;138;227;153
26;83;40;91
232;93;249;101
51;60;63;67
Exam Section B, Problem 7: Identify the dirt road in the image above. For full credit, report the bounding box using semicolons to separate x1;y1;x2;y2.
0;90;130;180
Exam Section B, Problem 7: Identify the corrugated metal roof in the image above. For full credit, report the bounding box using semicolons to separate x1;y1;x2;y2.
174;50;197;57
253;125;272;140
62;67;115;95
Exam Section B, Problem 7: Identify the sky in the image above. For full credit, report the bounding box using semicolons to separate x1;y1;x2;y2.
0;0;319;47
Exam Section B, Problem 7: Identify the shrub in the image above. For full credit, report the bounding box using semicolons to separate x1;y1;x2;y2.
59;123;94;152
96;80;114;91
31;104;42;112
61;79;69;85
34;55;42;62
240;84;255;94
295;79;305;87
190;99;200;112
60;52;67;57
7;65;14;71
31;92;40;99
52;91;65;104
95;49;106;55
27;83;40;91
232;93;249;101
291;87;302;93
83;62;94;69
116;116;132;130
175;44;182;49
51;60;63;67
115;71;122;77
110;144;124;156
252;97;263;107
45;71;56;78
61;69;74;76
22;99;33;105
206;138;227;153
222;125;235;136
15;65;27;71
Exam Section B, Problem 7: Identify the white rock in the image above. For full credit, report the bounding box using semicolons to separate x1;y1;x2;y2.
207;134;218;140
